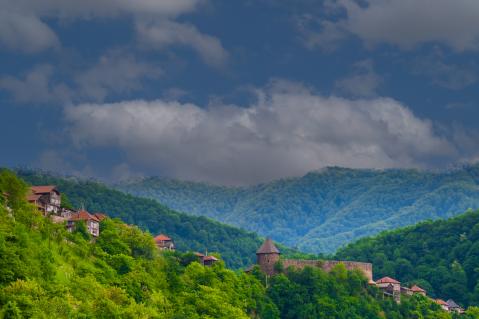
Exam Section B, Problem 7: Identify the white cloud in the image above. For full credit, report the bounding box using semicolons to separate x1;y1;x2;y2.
0;0;226;66
305;0;479;52
0;11;59;53
136;20;229;67
335;59;381;97
0;65;72;104
74;52;162;101
0;53;161;105
64;80;457;185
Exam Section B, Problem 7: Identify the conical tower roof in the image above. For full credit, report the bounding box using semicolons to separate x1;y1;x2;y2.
257;238;280;254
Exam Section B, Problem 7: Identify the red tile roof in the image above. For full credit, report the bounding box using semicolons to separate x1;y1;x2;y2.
411;285;426;293
93;213;107;221
69;210;100;222
376;277;400;284
31;186;58;194
194;252;205;257
154;234;171;241
436;299;448;306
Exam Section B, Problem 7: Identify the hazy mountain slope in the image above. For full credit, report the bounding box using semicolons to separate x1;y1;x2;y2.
117;164;479;253
336;210;479;307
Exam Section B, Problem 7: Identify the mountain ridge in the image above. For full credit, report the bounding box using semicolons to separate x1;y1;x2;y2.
116;164;479;253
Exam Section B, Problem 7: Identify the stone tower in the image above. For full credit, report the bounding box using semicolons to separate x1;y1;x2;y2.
256;238;280;276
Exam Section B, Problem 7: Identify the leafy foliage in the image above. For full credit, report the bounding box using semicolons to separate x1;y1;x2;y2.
117;164;479;253
336;210;479;307
16;170;265;269
0;170;475;318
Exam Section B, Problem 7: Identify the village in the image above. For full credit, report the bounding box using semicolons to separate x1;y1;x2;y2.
27;184;464;314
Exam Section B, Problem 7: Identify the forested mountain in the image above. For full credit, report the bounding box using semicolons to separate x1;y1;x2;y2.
0;170;468;318
117;164;479;253
336;210;479;307
16;170;265;269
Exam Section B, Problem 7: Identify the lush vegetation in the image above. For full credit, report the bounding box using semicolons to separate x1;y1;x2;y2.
117;164;479;253
0;169;275;318
2;170;479;318
336;210;479;308
16;170;265;269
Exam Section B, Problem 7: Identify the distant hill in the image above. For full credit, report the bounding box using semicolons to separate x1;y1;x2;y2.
116;164;479;253
336;210;479;307
17;170;268;269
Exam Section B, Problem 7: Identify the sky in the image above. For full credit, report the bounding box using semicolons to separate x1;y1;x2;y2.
1;0;479;185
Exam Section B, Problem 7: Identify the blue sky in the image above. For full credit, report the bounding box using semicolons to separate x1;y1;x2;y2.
1;0;479;185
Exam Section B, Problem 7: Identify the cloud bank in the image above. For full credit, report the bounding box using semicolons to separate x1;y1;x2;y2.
64;81;458;185
305;0;479;51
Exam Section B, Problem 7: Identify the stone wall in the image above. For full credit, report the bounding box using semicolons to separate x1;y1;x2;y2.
282;259;373;282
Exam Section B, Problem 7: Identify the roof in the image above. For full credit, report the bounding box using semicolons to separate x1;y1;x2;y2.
436;299;448;306
447;299;460;308
93;213;107;221
376;277;400;284
27;194;42;202
410;285;426;293
69;210;100;222
31;186;59;194
257;238;280;254
194;252;205;257
203;255;218;261
154;234;172;241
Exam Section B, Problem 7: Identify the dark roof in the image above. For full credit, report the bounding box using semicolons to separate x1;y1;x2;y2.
376;277;400;284
203;255;218;261
257;238;280;254
447;299;460;308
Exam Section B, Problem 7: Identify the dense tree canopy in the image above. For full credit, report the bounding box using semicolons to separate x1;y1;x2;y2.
336;210;479;307
1;169;477;318
116;165;479;253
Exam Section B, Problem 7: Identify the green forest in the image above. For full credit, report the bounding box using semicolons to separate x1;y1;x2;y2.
16;170;265;269
117;164;479;253
1;169;475;318
336;210;479;308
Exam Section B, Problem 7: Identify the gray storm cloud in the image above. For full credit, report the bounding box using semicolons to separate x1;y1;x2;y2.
64;81;457;185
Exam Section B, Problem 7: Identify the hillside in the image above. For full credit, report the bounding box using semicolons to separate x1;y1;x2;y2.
1;169;463;318
336;210;479;307
16;170;266;269
116;164;479;253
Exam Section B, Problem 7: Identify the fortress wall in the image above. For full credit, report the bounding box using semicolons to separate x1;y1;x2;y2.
282;259;373;282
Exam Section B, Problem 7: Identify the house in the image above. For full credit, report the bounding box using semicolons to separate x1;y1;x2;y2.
67;210;100;237
447;299;464;314
203;255;219;266
154;234;175;250
410;285;426;296
194;252;219;266
436;299;449;311
27;186;61;214
376;277;401;303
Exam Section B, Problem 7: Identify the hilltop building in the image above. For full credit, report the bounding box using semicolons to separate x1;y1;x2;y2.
447;299;464;314
255;238;374;283
154;234;175;251
67;210;101;237
410;285;426;296
27;186;61;214
195;252;219;266
376;277;401;303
